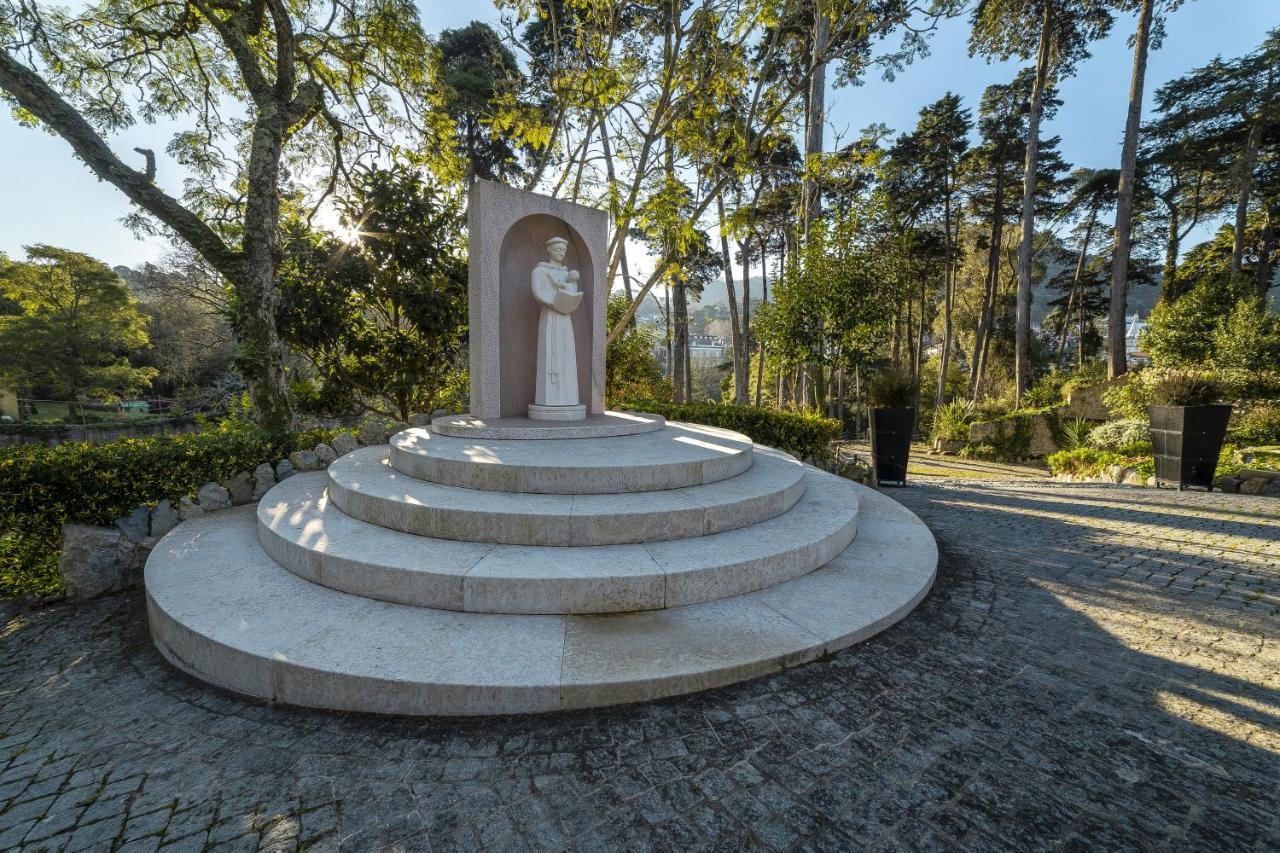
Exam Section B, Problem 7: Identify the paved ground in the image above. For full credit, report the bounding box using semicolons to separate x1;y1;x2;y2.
1;481;1277;851
839;441;1049;481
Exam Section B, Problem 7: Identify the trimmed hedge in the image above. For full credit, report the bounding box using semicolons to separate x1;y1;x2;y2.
0;422;349;599
619;401;841;462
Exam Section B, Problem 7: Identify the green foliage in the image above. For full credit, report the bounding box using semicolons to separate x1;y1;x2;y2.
958;416;1034;462
868;366;918;408
277;164;466;421
438;22;529;183
605;295;670;404
1061;360;1106;394
1149;369;1220;407
1047;447;1153;480
930;400;974;442
1023;372;1067;409
1229;404;1280;446
618;400;841;463
1087;418;1151;451
0;246;158;402
0;422;351;598
1056;417;1095;451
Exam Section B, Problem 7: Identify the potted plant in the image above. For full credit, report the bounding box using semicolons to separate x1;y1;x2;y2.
1148;369;1231;491
868;366;918;486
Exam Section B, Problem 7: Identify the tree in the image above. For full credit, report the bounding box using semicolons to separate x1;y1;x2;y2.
0;246;158;405
970;0;1114;401
1056;168;1118;364
276;164;466;421
0;0;452;429
438;22;527;184
605;294;668;402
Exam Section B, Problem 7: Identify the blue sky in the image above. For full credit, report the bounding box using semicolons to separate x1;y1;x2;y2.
0;1;1274;268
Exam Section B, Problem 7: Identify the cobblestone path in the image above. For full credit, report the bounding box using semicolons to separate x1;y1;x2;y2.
1;482;1277;851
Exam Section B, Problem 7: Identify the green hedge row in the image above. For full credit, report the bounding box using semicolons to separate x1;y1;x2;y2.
0;422;347;599
619;401;842;462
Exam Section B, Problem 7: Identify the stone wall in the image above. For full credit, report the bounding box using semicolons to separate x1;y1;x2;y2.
0;418;202;446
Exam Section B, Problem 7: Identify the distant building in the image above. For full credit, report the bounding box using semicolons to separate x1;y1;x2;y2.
689;334;728;364
1126;313;1149;365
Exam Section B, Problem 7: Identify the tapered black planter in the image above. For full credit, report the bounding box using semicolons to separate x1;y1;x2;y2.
870;407;916;486
1149;404;1231;491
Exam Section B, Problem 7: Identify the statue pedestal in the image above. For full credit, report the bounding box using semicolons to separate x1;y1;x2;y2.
527;403;586;421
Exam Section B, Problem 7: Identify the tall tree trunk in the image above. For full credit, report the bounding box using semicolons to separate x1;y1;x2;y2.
1256;204;1277;297
597;112;635;306
739;239;752;405
801;0;828;241
1162;194;1181;302
672;280;688;403
715;193;748;405
970;171;1005;400
1108;0;1154;380
934;173;955;409
1232;118;1265;274
914;277;926;410
1061;203;1099;360
755;243;768;407
1015;7;1052;403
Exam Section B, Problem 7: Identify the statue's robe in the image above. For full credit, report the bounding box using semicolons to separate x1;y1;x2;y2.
531;261;582;407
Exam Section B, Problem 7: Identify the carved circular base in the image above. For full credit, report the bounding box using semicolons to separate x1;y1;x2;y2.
527;403;586;421
431;411;666;440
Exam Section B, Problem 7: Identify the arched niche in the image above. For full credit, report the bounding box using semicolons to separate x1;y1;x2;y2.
466;179;608;420
497;215;595;417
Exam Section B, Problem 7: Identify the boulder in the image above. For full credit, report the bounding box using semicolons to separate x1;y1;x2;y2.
331;432;358;456
223;471;254;505
178;496;204;520
114;505;151;543
408;412;432;428
1240;476;1272;496
387;420;409;439
289;449;321;472
149;499;179;537
59;524;141;600
1028;417;1056;457
1061;378;1122;421
357;420;388;446
1120;469;1146;487
1264;478;1280;498
197;481;232;511
252;463;276;499
1214;475;1244;494
314;443;337;467
275;459;296;481
431;409;448;420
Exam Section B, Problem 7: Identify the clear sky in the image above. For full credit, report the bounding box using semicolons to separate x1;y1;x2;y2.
0;0;1274;269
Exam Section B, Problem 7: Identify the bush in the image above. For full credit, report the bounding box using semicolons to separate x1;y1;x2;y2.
930;400;974;443
0;421;352;599
1228;404;1280;446
1149;369;1220;407
1047;447;1154;480
867;366;917;408
1061;360;1106;395
620;400;841;462
1023;373;1067;409
1056;417;1095;451
1087;418;1151;451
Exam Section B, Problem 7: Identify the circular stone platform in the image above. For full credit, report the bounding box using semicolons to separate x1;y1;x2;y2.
390;422;753;493
147;483;935;716
431;411;664;440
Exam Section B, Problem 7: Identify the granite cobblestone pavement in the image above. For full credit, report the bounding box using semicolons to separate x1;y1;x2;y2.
1;481;1277;851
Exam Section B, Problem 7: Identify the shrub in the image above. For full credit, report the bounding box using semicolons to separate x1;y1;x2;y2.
1023;373;1067;409
620;400;841;462
0;421;352;599
930;400;974;443
867;366;917;408
1228;403;1280;446
1061;360;1106;395
1047;447;1154;480
1149;369;1220;407
1056;417;1095;451
1087;418;1151;451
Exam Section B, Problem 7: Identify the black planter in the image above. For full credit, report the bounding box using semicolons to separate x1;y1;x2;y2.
870;407;916;486
1149;404;1231;491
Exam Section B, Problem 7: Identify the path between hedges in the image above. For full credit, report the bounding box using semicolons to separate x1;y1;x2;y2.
0;480;1277;851
839;440;1049;481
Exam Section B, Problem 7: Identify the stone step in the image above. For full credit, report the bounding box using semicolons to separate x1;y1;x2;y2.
328;445;805;546
145;486;936;716
390;421;753;494
257;468;858;614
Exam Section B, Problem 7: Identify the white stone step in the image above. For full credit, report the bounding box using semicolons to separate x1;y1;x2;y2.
145;485;936;716
328;445;805;546
257;468;858;614
430;411;666;440
390;421;753;493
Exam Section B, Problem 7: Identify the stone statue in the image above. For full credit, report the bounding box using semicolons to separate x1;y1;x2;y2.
529;237;586;420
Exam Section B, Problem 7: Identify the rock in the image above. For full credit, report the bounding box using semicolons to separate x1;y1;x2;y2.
1264;478;1280;498
1120;469;1146;487
1240;476;1271;496
289;449;320;472
1061;378;1123;420
150;499;179;537
1214;475;1243;494
223;471;254;505
59;524;142;600
178;496;203;519
314;443;337;466
408;412;432;427
357;419;388;445
1146;476;1159;488
114;505;150;543
197;481;232;511
387;420;409;439
1102;464;1125;484
331;432;358;456
252;463;276;499
275;459;296;481
431;409;448;420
